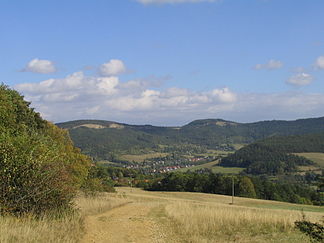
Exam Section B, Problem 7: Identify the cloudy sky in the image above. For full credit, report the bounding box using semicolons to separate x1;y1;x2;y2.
1;0;324;125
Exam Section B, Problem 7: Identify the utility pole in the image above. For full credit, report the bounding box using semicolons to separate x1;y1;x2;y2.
231;175;235;205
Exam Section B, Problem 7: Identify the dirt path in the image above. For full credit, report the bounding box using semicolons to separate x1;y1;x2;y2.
81;202;166;243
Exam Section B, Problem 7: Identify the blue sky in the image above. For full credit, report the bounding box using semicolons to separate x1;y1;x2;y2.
1;0;324;125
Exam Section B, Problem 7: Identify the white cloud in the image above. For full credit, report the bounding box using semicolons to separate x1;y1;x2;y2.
23;58;56;74
286;73;313;86
15;71;238;123
211;87;237;103
96;77;119;95
254;59;283;70
15;70;324;126
99;59;126;76
314;56;324;69
137;0;217;4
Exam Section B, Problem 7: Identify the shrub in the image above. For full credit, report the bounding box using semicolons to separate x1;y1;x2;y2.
1;133;75;215
295;215;324;242
0;84;90;215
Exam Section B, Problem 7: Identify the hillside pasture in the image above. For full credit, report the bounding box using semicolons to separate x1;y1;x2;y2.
1;188;323;242
120;187;323;242
296;152;324;168
178;160;244;174
0;193;129;243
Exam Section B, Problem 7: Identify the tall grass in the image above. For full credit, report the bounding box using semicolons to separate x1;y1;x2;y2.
76;192;129;216
0;192;128;243
165;202;318;242
0;213;83;243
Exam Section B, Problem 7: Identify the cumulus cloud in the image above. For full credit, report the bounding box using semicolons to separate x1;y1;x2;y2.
211;88;237;103
254;59;283;70
314;56;324;69
99;59;126;76
137;0;217;4
22;58;56;74
15;71;238;122
14;70;324;125
286;73;313;86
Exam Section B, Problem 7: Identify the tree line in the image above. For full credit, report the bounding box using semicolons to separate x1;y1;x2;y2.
145;172;322;205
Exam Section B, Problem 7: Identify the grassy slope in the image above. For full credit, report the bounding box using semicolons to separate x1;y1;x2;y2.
296;152;324;168
1;188;323;242
0;194;129;243
121;188;324;243
178;160;244;174
119;152;169;163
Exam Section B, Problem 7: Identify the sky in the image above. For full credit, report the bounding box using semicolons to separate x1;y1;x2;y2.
1;0;324;126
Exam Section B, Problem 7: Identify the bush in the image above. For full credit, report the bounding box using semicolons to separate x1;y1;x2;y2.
81;166;116;196
295;215;324;242
0;84;90;215
0;132;81;215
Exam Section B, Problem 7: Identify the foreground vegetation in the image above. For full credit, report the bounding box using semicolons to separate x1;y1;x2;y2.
0;193;128;243
121;188;324;242
0;188;322;242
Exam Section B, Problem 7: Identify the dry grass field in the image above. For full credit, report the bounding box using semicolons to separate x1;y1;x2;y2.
296;152;324;168
0;188;323;242
0;193;129;243
178;160;244;174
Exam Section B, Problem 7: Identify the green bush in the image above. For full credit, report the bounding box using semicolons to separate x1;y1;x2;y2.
81;166;116;196
295;216;324;242
0;132;78;215
0;84;90;215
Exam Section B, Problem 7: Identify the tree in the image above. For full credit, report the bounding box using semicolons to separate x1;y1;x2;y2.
238;176;257;198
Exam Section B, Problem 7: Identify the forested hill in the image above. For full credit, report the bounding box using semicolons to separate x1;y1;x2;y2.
56;117;324;160
219;133;324;175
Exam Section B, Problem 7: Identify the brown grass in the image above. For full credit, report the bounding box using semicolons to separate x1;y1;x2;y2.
164;202;318;242
295;152;324;168
0;193;129;243
119;187;324;243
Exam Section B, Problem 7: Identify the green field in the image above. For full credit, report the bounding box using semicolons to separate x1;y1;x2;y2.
119;152;169;163
296;152;324;168
96;161;120;166
178;160;244;174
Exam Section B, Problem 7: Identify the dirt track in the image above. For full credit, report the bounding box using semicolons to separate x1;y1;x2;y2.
81;202;167;243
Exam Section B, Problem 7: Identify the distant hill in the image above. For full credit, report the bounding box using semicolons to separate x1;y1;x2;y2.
219;133;324;175
56;117;324;160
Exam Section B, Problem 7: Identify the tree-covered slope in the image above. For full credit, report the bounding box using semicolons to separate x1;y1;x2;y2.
219;133;324;175
56;117;324;160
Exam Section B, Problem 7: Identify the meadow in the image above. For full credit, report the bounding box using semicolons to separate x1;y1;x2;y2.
119;152;169;163
296;152;324;167
0;193;129;243
178;160;244;174
0;188;323;242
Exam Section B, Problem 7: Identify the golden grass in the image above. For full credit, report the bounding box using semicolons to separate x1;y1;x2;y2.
178;160;244;174
0;193;129;243
0;213;83;243
118;187;324;242
164;202;317;242
76;192;129;216
1;187;323;243
295;152;324;168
